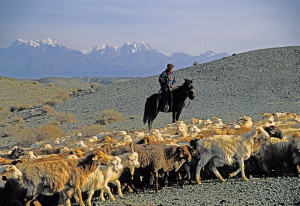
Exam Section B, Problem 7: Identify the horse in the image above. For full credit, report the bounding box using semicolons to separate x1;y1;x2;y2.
143;79;195;131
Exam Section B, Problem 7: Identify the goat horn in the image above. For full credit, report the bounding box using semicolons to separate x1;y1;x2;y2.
33;151;39;157
238;121;243;127
130;141;134;153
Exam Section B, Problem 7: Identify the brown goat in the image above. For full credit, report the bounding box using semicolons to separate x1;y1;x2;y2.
111;143;191;192
19;152;110;206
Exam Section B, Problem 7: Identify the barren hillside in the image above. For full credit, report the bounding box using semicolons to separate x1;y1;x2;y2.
4;46;300;133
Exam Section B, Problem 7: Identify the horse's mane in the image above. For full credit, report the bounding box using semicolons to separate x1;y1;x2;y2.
173;79;192;92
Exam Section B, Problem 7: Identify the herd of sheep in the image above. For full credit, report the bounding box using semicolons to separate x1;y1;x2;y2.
0;112;299;206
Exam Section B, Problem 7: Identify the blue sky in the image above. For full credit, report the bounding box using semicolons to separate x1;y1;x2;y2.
0;0;300;55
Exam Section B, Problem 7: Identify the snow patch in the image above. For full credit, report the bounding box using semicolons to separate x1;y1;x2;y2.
41;38;59;47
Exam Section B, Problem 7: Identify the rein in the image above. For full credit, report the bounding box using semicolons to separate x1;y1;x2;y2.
185;99;191;108
173;88;191;108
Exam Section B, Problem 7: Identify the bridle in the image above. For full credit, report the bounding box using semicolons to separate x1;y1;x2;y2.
174;86;194;108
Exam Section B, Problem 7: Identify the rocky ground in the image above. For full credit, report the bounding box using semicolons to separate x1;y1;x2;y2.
73;177;300;206
6;46;299;135
1;46;300;205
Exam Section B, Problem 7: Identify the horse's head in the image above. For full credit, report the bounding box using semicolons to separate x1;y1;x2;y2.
184;79;195;100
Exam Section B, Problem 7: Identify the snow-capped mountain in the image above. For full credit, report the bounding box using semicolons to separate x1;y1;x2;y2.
0;38;229;78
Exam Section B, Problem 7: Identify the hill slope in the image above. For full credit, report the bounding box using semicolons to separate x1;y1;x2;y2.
0;76;72;110
36;77;91;89
12;46;300;131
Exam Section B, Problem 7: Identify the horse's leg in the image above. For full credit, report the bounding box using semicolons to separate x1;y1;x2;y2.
172;111;176;123
148;120;152;131
149;110;159;131
175;109;183;121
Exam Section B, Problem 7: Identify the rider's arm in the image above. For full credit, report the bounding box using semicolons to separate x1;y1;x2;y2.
171;73;176;87
159;72;168;87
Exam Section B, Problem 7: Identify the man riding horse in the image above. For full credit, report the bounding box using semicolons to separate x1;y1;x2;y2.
159;63;176;112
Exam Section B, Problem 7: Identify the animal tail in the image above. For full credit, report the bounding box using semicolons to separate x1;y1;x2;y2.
143;98;149;124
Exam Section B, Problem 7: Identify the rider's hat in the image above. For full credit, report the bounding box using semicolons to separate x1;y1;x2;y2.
167;63;174;69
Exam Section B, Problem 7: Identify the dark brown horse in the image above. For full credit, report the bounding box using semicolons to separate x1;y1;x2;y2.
143;79;195;131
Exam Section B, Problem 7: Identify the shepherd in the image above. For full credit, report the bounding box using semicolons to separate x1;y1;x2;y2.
143;74;195;131
159;63;176;112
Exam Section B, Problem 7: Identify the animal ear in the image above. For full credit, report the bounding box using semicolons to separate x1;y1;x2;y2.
177;147;184;156
254;127;261;137
92;154;98;161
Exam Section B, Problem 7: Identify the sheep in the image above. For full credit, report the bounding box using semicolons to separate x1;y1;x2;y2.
291;133;300;176
194;126;270;184
29;147;63;156
30;139;60;149
0;165;24;206
112;143;191;192
273;112;298;123
263;125;283;139
236;116;253;128
254;133;300;176
159;144;192;187
210;117;224;128
80;155;124;205
130;131;145;140
227;123;241;129
150;129;164;141
87;136;98;143
72;140;87;149
80;143;140;204
115;134;133;145
174;125;188;139
19;152;110;206
0;158;12;166
100;145;140;201
198;119;212;129
0;178;26;206
23;148;84;162
6;147;24;159
0;165;22;188
178;145;200;184
260;113;275;127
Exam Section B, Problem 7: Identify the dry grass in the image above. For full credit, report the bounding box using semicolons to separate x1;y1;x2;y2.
16;123;65;147
0;107;8;116
0;124;21;137
49;82;55;87
55;91;70;101
78;124;108;137
45;99;63;106
10;104;31;112
0;116;25;137
90;83;100;88
72;87;84;94
34;98;46;106
42;105;54;114
51;112;77;124
94;109;125;125
0;76;72;110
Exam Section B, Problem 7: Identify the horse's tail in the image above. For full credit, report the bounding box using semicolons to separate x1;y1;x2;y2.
143;97;150;124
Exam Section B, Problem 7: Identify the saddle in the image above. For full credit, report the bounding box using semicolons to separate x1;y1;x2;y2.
157;89;173;112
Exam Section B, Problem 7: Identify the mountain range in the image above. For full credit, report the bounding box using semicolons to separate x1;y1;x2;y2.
0;38;229;78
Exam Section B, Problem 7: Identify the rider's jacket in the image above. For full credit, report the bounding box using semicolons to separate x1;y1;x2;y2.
159;70;176;88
